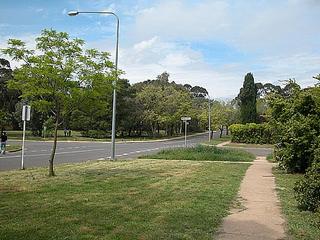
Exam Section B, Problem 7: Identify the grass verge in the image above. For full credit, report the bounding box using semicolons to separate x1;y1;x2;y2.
225;142;274;148
274;169;320;240
0;159;250;240
266;152;275;162
140;145;255;162
207;136;231;145
6;144;22;152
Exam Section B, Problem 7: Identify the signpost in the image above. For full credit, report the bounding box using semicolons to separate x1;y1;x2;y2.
181;117;191;147
21;105;31;170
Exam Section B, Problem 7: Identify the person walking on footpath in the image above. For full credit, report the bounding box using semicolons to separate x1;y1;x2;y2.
1;131;8;154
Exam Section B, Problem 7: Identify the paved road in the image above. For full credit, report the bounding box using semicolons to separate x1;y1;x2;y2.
0;132;211;171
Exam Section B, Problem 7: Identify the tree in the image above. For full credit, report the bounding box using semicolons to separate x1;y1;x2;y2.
239;73;257;123
0;58;20;131
268;80;320;173
190;86;208;98
2;29;115;176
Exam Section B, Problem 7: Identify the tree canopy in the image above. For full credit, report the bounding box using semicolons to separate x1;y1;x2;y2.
2;29;115;176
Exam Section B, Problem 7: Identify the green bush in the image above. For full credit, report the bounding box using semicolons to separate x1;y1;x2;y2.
294;162;320;212
229;123;274;144
274;117;318;173
80;130;109;139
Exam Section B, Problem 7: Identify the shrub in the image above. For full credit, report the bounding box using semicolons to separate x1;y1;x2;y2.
229;123;274;144
80;130;109;139
274;117;318;173
294;162;320;212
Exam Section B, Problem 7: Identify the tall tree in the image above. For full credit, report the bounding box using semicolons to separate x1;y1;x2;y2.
0;58;20;131
3;29;114;176
239;73;257;123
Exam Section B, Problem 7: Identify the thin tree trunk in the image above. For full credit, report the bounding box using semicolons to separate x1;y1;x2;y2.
49;114;59;177
219;126;223;138
226;125;229;135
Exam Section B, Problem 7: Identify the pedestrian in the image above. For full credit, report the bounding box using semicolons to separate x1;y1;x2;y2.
1;131;8;155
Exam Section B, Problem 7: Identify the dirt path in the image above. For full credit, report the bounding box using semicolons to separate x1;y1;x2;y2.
216;157;286;240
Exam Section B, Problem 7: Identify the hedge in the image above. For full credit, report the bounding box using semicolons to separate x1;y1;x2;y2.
80;130;109;139
229;123;274;144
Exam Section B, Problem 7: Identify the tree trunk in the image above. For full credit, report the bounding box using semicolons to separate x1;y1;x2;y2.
226;125;229;135
219;126;223;138
49;114;59;177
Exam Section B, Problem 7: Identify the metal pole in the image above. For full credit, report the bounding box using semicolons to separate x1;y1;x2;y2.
21;120;26;170
208;96;211;142
68;11;120;160
111;15;119;160
184;121;187;148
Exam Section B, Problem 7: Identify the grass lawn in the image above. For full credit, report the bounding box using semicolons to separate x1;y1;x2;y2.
274;169;320;240
0;159;250;240
225;142;274;148
207;136;231;145
140;145;255;162
6;144;22;152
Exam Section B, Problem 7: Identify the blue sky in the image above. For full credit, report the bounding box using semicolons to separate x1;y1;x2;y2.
1;0;320;98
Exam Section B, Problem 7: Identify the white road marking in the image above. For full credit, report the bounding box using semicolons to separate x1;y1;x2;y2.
0;140;197;161
0;148;107;159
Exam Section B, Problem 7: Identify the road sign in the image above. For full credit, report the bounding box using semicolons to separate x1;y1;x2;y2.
21;105;31;170
22;105;31;121
181;117;191;121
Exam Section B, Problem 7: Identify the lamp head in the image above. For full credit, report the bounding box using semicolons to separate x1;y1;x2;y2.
68;11;79;16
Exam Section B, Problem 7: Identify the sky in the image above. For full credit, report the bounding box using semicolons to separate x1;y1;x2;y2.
0;0;319;99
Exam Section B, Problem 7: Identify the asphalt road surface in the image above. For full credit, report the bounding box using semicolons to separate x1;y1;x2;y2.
0;132;211;171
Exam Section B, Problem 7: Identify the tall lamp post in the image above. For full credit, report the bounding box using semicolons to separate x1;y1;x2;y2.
208;95;211;142
68;10;119;160
208;94;211;142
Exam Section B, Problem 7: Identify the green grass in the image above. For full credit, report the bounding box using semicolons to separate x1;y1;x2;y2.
7;144;22;152
274;169;320;240
225;142;274;148
0;159;250;240
266;152;275;162
207;136;231;145
140;145;255;162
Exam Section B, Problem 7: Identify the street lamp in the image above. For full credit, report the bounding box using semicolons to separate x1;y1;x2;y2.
208;94;211;142
68;10;119;160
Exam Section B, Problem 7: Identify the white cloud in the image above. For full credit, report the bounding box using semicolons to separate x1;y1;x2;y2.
130;1;229;42
129;0;320;55
160;53;195;67
118;0;320;97
133;36;158;52
102;3;116;14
